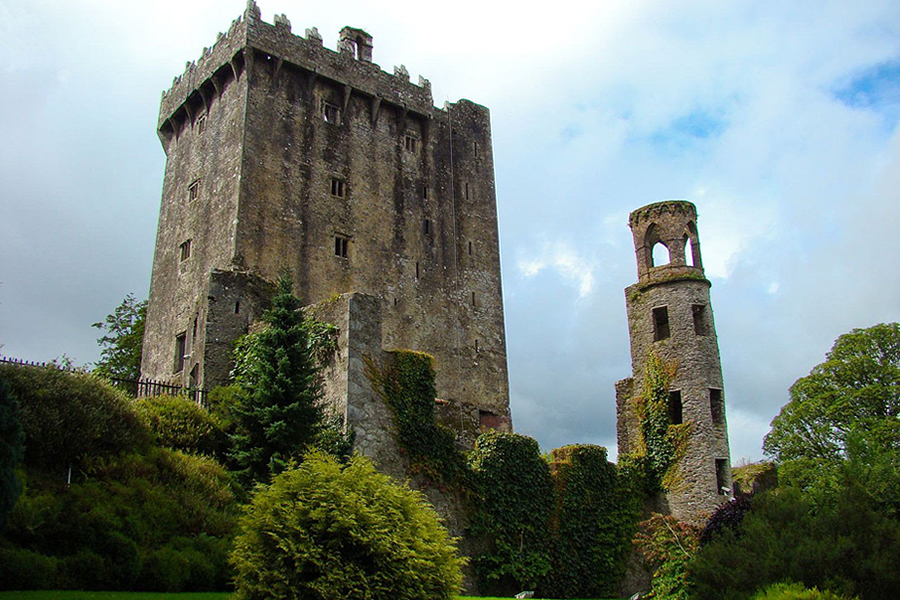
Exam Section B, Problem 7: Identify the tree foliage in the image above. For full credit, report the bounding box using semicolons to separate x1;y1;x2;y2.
230;451;463;600
634;514;700;600
763;322;900;465
134;394;228;458
93;293;147;383
229;276;324;486
0;379;25;528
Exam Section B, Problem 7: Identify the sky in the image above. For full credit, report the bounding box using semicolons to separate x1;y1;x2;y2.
1;0;899;463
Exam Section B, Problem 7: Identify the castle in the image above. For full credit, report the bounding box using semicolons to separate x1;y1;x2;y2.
140;1;512;451
141;3;731;524
616;201;732;521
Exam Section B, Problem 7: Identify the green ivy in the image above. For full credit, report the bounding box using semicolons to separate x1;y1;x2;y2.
545;445;642;599
468;431;554;596
624;352;692;494
365;351;467;485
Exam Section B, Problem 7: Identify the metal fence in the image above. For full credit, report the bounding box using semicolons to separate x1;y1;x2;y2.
0;356;208;408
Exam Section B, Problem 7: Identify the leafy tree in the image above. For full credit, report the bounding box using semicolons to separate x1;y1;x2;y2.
93;293;147;383
634;514;700;600
0;379;25;528
229;276;323;485
230;451;463;600
763;323;900;465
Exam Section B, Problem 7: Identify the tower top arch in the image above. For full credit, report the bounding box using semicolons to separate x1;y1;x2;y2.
628;200;704;283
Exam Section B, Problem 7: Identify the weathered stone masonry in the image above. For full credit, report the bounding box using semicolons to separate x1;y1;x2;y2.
141;2;512;448
616;200;732;522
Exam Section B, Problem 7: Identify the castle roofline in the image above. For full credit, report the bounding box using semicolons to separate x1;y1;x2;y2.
158;2;435;135
628;200;697;229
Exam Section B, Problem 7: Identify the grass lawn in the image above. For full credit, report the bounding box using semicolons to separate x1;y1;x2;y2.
0;594;616;600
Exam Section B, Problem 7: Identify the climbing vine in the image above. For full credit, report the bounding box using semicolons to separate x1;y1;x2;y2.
364;351;467;485
623;352;692;494
545;445;642;599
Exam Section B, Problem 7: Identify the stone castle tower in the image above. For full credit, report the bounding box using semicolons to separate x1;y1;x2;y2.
141;2;512;443
616;200;731;521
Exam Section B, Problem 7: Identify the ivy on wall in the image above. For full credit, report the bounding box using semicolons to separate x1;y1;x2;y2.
622;352;692;494
365;351;467;485
546;445;642;599
467;431;554;596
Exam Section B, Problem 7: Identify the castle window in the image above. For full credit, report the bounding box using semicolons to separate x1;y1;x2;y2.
334;236;349;258
652;306;670;341
188;179;200;201
196;114;206;135
715;458;730;495
464;182;470;200
475;339;479;353
179;239;192;262
405;134;419;153
468;241;473;256
668;391;683;425
174;332;187;373
471;291;476;307
322;101;340;124
234;300;240;314
651;241;670;267
692;304;709;336
474;141;478;153
415;261;420;279
423;219;431;235
331;178;346;198
710;389;724;425
423;185;428;200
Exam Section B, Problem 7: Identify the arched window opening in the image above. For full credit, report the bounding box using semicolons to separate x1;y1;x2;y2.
684;235;695;267
652;241;670;267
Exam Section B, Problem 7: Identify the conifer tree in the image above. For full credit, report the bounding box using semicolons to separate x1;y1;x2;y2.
0;379;24;528
229;276;323;485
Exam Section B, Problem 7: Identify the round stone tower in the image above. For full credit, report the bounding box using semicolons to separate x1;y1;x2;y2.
616;200;732;521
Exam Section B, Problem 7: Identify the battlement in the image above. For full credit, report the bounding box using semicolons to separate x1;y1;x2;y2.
159;1;435;140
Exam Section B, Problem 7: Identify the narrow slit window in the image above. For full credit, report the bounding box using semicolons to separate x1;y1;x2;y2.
710;389;724;425
652;306;670;341
475;339;479;353
423;219;431;235
464;182;469;200
188;179;200;201
322;101;340;124
179;239;192;262
668;391;683;425
468;241;473;256
473;141;478;153
715;458;730;495
471;291;476;307
234;300;241;315
423;185;428;200
174;332;187;373
331;178;346;198
692;304;709;336
196;114;206;135
404;135;419;153
415;261;420;279
334;236;349;258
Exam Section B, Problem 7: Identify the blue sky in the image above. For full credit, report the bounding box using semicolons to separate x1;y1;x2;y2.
1;0;899;462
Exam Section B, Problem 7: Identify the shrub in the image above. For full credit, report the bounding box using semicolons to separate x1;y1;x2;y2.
0;379;24;527
634;514;700;600
134;394;227;457
468;430;554;596
0;364;149;469
751;582;858;600
230;451;463;600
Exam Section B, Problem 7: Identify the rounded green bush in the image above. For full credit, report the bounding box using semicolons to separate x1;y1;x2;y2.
135;394;226;456
0;364;149;468
230;451;463;600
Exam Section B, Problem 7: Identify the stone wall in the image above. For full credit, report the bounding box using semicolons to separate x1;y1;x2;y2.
617;201;732;523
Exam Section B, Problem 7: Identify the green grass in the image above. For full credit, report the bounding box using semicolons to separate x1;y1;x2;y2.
0;594;615;600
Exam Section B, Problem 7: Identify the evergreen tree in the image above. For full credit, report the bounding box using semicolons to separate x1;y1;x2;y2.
229;276;323;485
0;379;25;528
